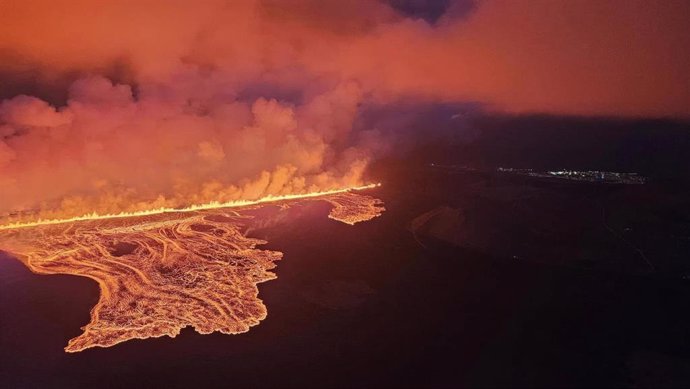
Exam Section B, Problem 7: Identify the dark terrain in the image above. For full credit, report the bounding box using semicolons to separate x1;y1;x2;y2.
2;116;690;388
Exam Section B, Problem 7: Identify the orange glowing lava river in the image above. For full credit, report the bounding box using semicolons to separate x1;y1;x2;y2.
0;188;384;352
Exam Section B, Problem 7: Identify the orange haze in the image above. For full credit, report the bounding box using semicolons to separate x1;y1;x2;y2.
1;0;688;116
1;0;689;217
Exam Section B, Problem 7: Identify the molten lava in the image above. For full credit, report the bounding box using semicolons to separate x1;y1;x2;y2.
0;183;381;231
0;188;384;352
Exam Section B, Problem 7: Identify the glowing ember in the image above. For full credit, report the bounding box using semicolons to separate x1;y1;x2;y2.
326;193;385;225
0;189;384;352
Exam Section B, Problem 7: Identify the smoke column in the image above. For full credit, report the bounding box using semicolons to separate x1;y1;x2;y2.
1;0;689;219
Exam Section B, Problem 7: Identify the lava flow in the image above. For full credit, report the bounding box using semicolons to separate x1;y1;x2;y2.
0;183;381;231
0;188;384;352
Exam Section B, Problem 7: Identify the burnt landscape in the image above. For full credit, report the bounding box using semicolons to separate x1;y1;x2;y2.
3;117;690;387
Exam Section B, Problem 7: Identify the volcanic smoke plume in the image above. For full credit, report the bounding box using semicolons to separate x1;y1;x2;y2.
0;76;376;221
2;0;689;221
0;1;392;221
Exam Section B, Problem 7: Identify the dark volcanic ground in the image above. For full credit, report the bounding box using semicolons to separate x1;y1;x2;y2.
3;117;690;388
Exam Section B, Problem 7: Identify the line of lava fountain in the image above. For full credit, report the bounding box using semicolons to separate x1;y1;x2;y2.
0;183;381;231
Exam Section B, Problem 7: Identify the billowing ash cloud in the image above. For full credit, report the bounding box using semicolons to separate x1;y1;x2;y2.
0;1;395;217
1;0;689;217
0;75;374;216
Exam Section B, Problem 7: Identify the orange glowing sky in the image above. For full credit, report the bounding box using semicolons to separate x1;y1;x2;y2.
1;0;689;219
1;0;688;117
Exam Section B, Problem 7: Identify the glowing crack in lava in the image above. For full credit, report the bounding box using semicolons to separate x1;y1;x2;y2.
0;187;384;352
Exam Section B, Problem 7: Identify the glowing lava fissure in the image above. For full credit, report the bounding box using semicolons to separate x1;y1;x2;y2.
0;183;381;231
0;187;384;353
